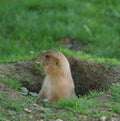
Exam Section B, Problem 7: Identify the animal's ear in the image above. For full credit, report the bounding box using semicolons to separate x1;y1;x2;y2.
55;59;59;65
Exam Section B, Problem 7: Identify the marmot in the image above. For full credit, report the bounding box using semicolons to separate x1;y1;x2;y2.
37;50;76;103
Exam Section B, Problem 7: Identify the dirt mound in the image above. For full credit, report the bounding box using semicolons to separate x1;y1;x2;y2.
68;57;114;95
0;57;120;96
12;61;44;92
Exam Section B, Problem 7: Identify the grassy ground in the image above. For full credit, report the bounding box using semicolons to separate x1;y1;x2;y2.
1;79;120;121
0;0;120;120
0;0;120;62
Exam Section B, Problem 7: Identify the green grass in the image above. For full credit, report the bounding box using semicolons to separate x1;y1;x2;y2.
0;91;36;121
3;78;21;90
46;83;120;118
60;48;120;65
0;94;22;112
0;0;120;63
108;83;120;113
109;83;120;103
48;95;106;118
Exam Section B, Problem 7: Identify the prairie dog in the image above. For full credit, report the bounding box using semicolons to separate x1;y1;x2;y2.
37;50;76;103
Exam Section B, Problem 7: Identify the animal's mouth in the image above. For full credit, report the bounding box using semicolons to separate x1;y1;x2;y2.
35;57;45;67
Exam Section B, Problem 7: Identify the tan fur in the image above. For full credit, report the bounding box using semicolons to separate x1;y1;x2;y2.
37;50;76;103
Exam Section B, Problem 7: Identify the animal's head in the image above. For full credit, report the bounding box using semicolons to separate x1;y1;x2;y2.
38;50;70;77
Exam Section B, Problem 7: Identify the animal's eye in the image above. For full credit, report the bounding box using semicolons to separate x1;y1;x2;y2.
45;55;50;58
